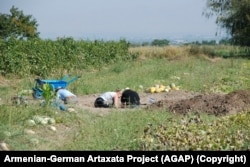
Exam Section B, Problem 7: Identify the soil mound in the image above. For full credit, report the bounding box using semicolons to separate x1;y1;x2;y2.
146;90;250;115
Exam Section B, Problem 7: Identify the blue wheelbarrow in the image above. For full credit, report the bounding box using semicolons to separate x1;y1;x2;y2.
32;75;80;99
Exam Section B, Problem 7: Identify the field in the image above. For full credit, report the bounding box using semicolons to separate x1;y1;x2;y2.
0;44;250;151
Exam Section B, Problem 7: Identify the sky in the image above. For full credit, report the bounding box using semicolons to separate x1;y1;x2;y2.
0;0;227;41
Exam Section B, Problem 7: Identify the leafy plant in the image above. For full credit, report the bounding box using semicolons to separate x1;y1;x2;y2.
41;83;55;106
0;6;39;39
139;111;250;150
0;38;133;77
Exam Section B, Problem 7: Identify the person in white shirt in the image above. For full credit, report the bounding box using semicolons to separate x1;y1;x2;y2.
94;89;122;108
55;87;78;104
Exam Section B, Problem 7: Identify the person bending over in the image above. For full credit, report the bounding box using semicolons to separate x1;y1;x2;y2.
121;89;140;108
55;87;78;104
94;89;122;108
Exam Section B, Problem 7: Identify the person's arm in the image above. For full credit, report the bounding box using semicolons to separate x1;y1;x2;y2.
113;93;120;108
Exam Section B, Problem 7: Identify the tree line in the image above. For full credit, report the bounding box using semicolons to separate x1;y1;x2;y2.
1;1;250;46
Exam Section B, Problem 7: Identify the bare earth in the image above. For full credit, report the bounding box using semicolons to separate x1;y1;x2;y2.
1;89;250;150
75;89;250;116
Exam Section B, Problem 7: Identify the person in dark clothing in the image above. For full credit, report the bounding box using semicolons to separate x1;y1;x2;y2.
121;89;140;108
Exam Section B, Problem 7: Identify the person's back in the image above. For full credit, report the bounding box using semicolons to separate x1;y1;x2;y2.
57;89;75;99
100;92;117;105
56;88;77;104
94;90;121;108
121;89;140;108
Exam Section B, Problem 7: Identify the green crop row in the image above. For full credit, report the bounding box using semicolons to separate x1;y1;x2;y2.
0;37;137;77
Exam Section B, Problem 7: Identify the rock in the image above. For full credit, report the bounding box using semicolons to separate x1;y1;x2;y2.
68;108;75;112
0;142;10;150
24;129;35;135
49;126;57;132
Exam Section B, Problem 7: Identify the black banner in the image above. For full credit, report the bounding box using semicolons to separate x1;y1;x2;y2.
0;151;249;166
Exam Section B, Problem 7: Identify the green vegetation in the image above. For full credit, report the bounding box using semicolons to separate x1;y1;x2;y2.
0;38;133;77
1;2;249;151
151;39;170;46
0;43;249;150
140;111;250;150
204;0;250;46
41;83;55;107
0;6;39;39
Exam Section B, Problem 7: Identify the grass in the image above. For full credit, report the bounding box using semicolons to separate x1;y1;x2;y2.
0;45;249;150
71;54;248;94
63;109;174;150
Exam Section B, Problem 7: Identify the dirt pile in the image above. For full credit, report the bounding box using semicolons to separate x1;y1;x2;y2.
146;89;250;115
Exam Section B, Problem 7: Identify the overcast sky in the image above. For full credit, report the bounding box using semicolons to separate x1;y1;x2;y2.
0;0;227;41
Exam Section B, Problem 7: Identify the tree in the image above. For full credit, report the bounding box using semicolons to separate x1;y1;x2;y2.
151;39;169;46
203;0;250;46
0;6;39;39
